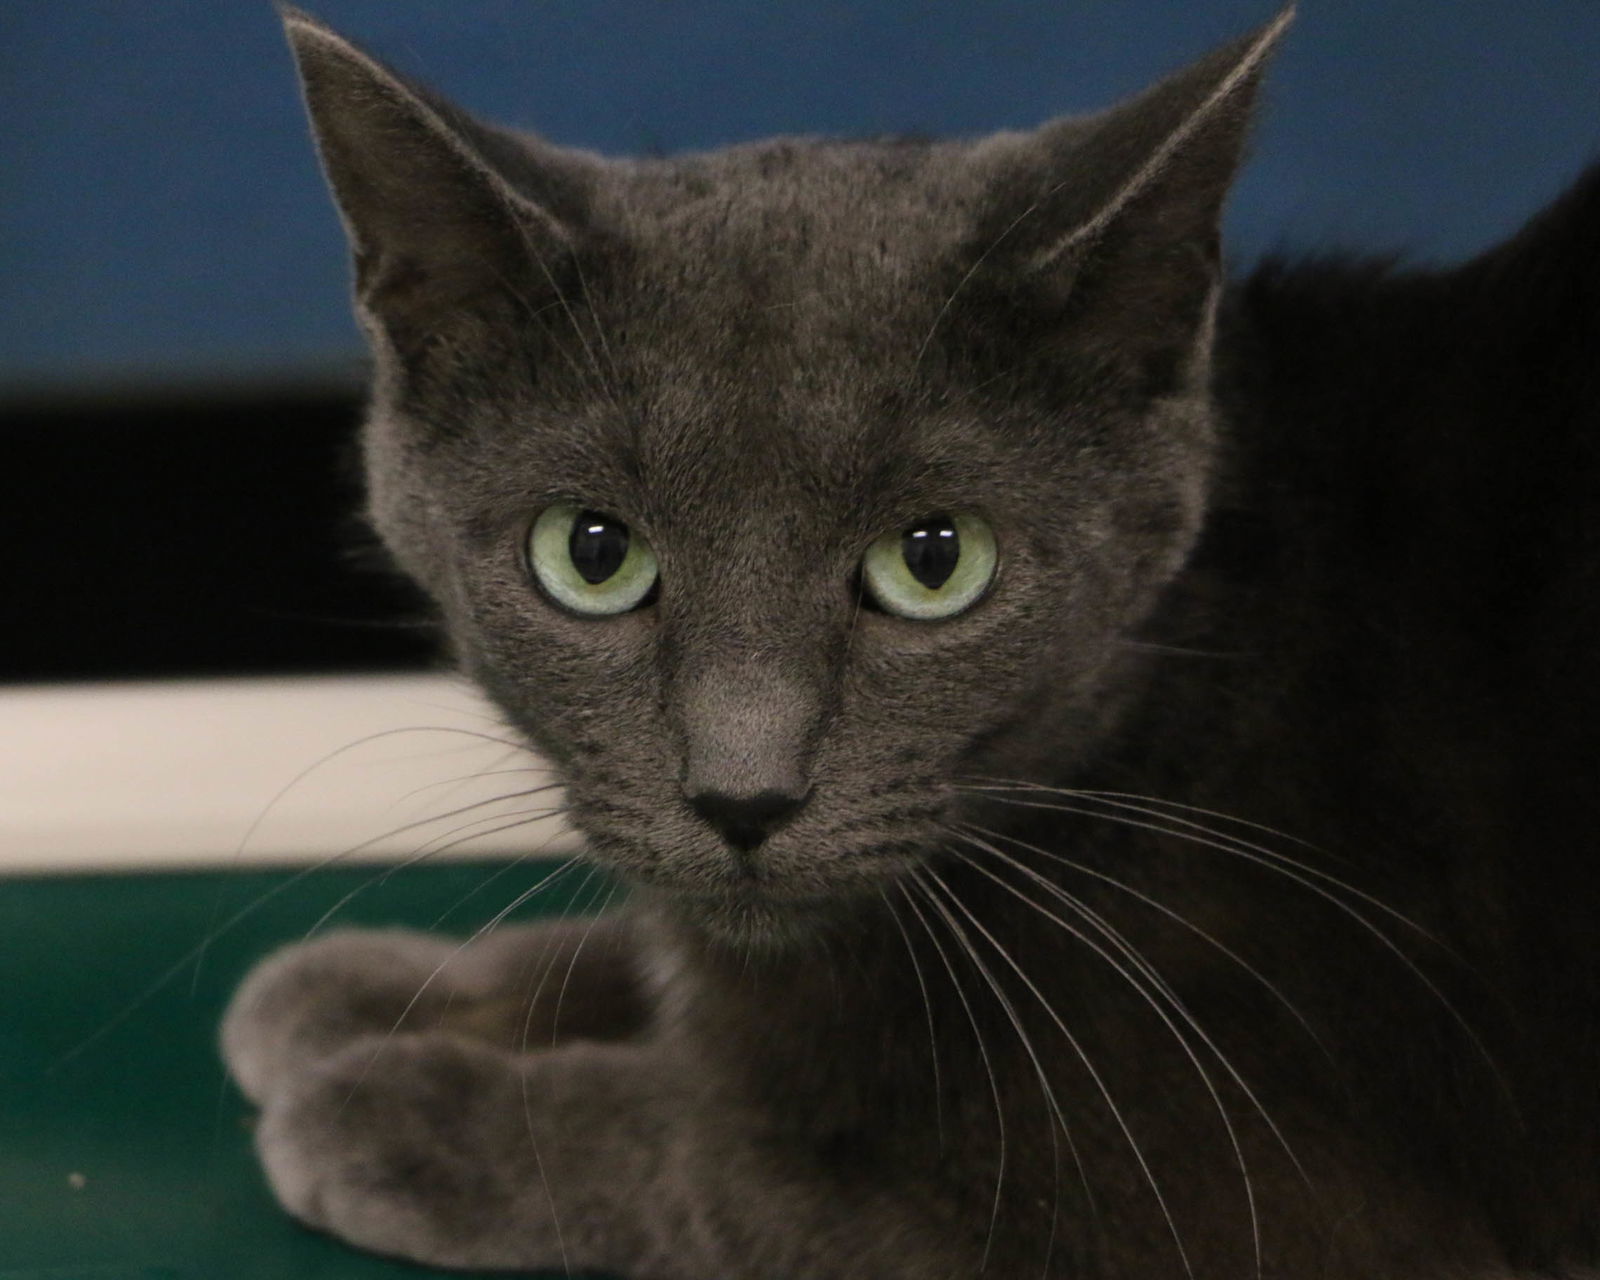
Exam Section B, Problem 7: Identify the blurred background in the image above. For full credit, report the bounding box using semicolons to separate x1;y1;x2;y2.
5;0;1600;685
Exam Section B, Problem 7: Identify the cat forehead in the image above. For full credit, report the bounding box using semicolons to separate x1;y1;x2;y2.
496;140;1073;514
536;140;995;434
588;135;994;316
531;384;1019;519
609;136;981;248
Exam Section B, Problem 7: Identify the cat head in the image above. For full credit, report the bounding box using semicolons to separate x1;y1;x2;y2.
283;7;1288;945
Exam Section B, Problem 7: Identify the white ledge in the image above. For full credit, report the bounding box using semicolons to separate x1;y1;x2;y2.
0;674;577;875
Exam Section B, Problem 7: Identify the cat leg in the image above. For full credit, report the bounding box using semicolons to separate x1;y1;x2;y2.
222;913;645;1105
253;1029;966;1279
255;1033;674;1274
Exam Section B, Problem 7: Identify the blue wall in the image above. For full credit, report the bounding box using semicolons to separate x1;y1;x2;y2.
5;1;1599;394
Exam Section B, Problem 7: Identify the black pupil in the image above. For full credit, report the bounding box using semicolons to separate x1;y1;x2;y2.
901;517;960;590
569;511;630;584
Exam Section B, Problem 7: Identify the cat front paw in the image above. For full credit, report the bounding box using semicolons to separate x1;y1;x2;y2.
255;1031;566;1271
221;928;470;1105
223;917;647;1106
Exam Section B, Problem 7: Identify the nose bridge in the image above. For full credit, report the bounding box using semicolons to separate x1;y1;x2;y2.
673;652;826;803
665;551;839;775
660;499;841;815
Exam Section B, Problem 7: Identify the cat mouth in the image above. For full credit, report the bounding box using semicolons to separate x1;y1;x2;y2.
576;810;933;908
632;862;846;906
626;842;925;912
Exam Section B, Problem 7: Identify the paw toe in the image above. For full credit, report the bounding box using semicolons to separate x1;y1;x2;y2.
221;928;458;1103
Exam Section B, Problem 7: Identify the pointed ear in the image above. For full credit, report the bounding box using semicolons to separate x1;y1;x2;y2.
281;8;588;362
964;8;1292;389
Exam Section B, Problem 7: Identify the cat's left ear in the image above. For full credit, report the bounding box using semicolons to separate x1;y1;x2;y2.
280;7;597;366
966;7;1293;386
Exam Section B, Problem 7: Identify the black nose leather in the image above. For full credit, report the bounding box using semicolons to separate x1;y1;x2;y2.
689;788;808;852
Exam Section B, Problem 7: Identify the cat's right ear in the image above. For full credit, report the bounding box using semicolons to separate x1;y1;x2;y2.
957;8;1292;393
281;8;588;363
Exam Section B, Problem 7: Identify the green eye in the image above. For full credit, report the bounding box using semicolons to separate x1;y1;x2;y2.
527;501;659;616
861;513;997;620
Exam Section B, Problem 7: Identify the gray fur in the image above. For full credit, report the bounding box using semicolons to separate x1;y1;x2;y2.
223;7;1600;1276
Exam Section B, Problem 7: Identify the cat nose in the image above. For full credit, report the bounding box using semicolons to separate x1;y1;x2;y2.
688;788;809;853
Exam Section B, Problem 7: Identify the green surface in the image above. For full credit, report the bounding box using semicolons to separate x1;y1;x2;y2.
1;860;608;1279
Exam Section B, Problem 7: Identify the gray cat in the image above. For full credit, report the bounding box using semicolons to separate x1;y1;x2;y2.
222;6;1600;1276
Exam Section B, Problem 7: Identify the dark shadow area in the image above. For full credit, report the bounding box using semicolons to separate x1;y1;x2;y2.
2;388;438;683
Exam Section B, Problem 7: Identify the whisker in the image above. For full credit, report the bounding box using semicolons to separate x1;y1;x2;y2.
59;793;575;1073
384;688;520;728
878;888;946;1150
963;775;1328;858
489;250;610;414
960;819;1317;1160
508;870;607;1112
566;241;626;395
393;810;579;883
517;1075;571;1280
472;813;586;1279
391;754;544;808
906;202;1040;381
919;865;1195;1280
966;785;1448;953
188;723;546;994
907;873;1084;1279
548;878;620;1046
960;788;1515;1110
951;832;1289;1272
843;568;867;662
426;846;566;932
343;856;586;1098
895;879;1010;1274
505;205;622;418
299;794;570;940
1113;639;1242;660
959;817;1331;1063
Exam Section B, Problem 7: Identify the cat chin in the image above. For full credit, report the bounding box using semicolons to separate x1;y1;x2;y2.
629;872;904;952
664;889;876;952
674;895;834;950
